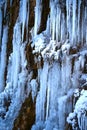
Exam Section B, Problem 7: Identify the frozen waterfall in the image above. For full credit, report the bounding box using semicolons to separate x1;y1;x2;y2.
0;0;87;130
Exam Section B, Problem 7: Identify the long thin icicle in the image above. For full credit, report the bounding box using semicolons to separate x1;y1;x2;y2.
72;0;77;44
34;0;42;36
0;26;8;92
0;7;2;44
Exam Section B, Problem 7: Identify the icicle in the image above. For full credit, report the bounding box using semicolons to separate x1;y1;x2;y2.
79;55;85;70
10;0;13;6
66;0;72;41
78;0;81;43
20;43;27;70
30;79;38;102
61;13;65;41
50;1;57;40
36;61;49;121
36;93;42;121
22;0;27;41
72;0;77;44
58;96;67;130
85;117;87;130
61;54;72;93
26;1;29;41
18;43;28;100
39;61;49;121
11;23;21;88
48;62;61;123
86;27;87;45
58;9;61;41
56;7;59;42
83;116;85;130
34;0;42;36
45;15;50;34
84;7;87;45
81;1;86;45
46;85;50;120
19;0;29;41
72;59;81;88
66;0;69;31
85;7;87;44
81;115;85;130
4;0;7;17
52;4;56;40
6;54;13;83
0;26;8;92
0;7;2;44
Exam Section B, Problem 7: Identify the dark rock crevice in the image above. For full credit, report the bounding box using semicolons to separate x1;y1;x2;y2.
13;94;35;130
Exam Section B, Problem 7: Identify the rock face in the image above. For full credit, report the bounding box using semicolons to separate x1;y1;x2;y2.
0;0;87;130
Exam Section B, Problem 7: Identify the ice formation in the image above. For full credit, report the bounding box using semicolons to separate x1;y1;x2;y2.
34;0;42;36
0;0;87;130
0;26;8;92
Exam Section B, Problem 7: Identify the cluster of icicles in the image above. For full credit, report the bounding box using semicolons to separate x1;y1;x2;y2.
34;0;87;45
0;0;87;130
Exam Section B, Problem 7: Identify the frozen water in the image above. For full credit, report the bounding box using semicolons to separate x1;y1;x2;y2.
34;0;42;36
0;7;2;44
0;0;87;130
0;26;8;92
